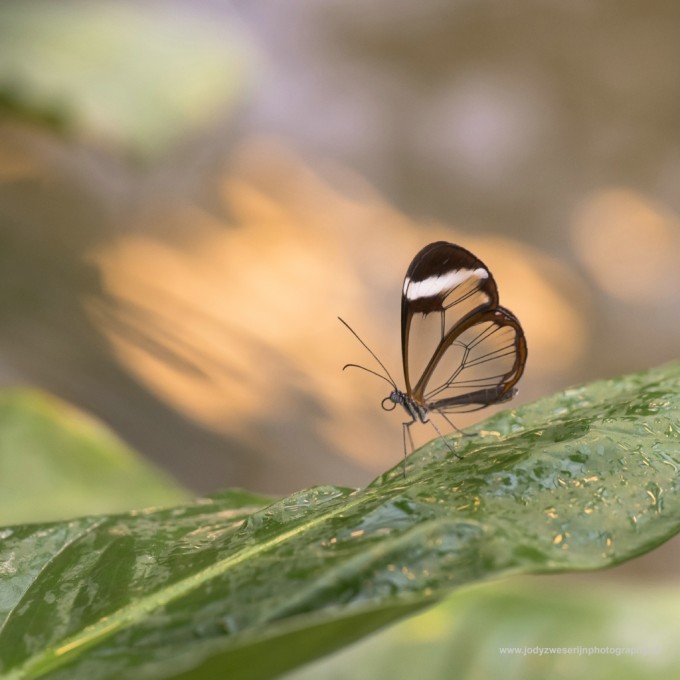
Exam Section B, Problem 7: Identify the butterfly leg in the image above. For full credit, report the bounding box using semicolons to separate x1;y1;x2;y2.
429;416;463;460
401;420;415;478
439;411;476;440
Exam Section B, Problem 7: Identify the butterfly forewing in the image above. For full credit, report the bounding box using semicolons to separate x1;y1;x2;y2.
401;242;526;412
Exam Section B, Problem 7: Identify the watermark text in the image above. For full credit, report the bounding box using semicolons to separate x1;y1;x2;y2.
498;646;660;657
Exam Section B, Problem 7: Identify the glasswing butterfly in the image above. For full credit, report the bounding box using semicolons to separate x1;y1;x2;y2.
341;241;527;469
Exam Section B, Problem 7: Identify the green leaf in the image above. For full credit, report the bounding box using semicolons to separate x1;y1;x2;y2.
284;579;680;680
0;389;190;524
0;2;253;157
0;361;679;679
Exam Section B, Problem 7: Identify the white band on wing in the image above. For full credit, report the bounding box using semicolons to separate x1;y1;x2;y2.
404;267;488;300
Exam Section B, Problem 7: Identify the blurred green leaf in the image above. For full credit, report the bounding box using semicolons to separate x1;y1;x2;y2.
0;361;679;679
0;2;254;157
0;388;190;524
285;579;680;680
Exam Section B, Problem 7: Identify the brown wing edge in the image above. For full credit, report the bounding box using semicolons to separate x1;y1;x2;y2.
401;242;499;394
415;305;527;408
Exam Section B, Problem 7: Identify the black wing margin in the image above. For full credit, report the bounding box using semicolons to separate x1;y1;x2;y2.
401;241;526;411
401;242;499;395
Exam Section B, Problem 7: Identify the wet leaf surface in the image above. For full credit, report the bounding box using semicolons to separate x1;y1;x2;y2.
0;362;679;679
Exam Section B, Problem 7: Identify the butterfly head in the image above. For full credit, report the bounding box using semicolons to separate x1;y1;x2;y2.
381;390;403;412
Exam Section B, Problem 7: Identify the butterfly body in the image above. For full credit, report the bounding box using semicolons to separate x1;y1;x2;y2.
386;389;430;424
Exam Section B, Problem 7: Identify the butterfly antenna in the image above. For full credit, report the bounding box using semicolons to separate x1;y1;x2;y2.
338;317;398;387
342;363;395;388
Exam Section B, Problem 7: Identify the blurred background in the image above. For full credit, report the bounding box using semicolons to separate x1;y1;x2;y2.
1;0;679;577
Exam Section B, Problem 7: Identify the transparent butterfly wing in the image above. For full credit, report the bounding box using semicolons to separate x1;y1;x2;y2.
401;242;526;411
422;307;526;412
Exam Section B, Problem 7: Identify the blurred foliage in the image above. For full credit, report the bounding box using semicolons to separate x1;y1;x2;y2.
1;0;678;498
285;579;680;680
0;388;189;524
0;1;253;157
0;361;678;678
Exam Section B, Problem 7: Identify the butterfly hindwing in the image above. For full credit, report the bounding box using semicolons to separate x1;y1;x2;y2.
401;242;526;412
422;306;526;412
